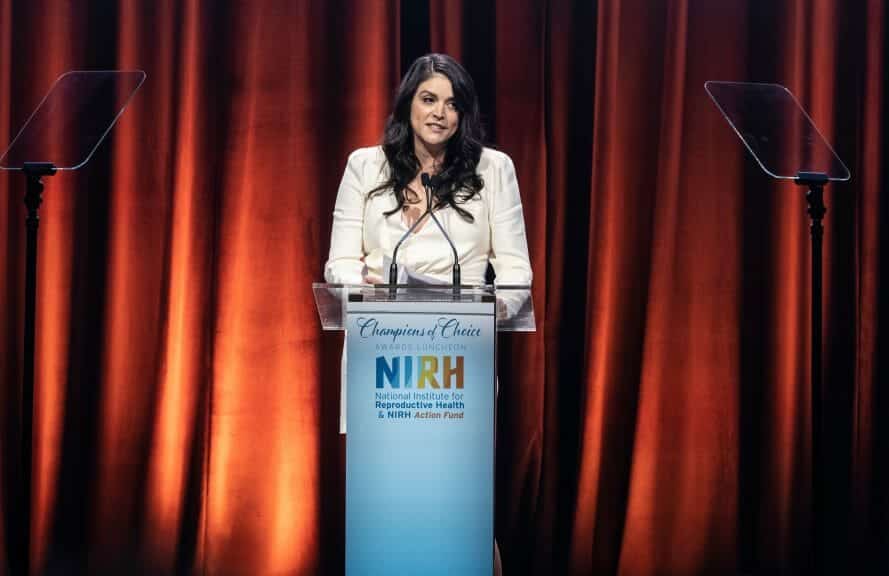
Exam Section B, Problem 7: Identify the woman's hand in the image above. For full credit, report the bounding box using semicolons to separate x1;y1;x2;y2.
362;271;384;285
360;259;383;285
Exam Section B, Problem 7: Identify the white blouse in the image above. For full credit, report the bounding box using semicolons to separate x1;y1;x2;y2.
324;146;532;286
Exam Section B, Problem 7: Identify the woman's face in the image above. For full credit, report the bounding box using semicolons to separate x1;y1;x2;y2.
410;73;459;155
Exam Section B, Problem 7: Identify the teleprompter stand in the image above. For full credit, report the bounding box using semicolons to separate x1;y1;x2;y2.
0;70;145;576
706;81;851;574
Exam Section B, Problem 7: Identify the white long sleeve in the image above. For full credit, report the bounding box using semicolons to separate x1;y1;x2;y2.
323;148;380;284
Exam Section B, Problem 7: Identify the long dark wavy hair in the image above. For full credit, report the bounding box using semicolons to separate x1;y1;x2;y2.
370;53;486;221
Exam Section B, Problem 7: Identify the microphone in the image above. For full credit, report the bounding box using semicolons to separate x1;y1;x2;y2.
421;173;461;293
389;182;434;291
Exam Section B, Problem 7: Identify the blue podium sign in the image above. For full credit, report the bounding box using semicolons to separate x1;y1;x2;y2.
345;299;496;575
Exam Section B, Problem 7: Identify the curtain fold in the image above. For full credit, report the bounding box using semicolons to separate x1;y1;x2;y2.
1;1;885;574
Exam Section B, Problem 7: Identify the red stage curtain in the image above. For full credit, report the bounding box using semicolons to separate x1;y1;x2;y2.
1;1;885;574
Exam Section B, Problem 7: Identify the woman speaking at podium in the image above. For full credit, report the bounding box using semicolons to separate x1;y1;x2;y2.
323;53;531;575
324;53;532;290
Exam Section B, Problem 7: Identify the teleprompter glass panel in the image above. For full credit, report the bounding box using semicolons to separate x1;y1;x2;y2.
0;70;145;171
705;81;850;181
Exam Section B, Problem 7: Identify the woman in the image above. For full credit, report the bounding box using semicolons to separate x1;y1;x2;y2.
324;53;532;289
324;53;528;576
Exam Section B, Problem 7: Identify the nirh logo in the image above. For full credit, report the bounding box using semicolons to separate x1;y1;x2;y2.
376;355;464;389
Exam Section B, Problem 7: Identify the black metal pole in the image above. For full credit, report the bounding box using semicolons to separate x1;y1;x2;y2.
16;162;55;576
798;172;827;574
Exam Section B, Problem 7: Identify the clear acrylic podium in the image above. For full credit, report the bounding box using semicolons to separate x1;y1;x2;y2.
705;81;850;572
1;70;145;576
314;283;535;332
313;283;534;575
